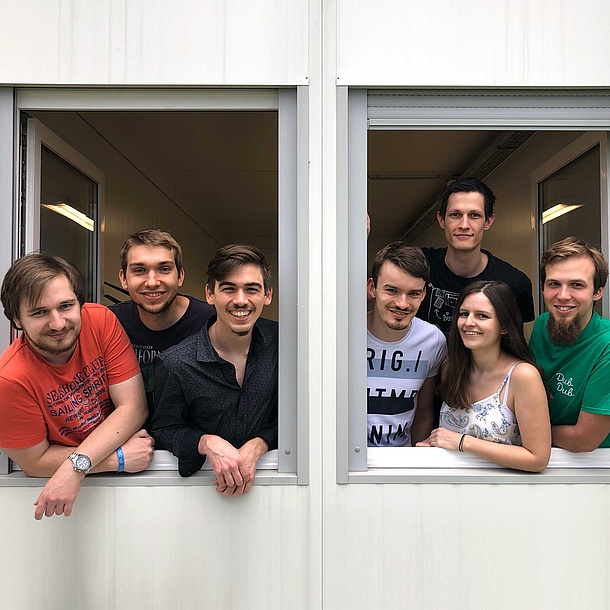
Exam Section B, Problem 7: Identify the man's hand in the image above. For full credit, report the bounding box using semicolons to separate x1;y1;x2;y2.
198;434;250;496
121;429;155;472
237;438;268;495
33;460;84;520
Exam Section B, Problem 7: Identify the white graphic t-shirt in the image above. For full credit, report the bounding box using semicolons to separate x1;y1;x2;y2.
367;318;446;447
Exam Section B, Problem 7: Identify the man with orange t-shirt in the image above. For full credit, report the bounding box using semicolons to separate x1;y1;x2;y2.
0;254;153;520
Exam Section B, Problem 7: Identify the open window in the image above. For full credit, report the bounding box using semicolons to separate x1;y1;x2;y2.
338;88;610;482
2;88;308;484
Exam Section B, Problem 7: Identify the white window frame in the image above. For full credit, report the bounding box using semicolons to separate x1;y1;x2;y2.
338;87;610;484
0;87;308;485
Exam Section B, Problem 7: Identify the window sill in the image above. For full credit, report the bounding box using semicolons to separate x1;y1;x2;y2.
0;449;297;487
345;447;610;485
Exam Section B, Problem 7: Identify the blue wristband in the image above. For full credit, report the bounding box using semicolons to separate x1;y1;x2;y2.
116;447;125;473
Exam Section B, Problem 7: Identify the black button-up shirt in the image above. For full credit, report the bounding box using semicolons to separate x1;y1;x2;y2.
152;316;278;477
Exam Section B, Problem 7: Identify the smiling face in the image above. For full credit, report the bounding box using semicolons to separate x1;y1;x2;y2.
456;291;504;352
119;244;184;316
15;274;82;365
205;263;272;338
437;191;494;253
367;261;426;341
543;256;603;343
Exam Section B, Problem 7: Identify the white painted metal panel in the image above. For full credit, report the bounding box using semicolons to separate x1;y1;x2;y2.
338;0;610;86
0;0;308;86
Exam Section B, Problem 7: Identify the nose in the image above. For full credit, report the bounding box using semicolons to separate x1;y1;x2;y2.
394;293;409;309
463;313;476;326
48;309;66;331
557;284;571;300
145;270;160;287
458;214;469;229
233;289;248;306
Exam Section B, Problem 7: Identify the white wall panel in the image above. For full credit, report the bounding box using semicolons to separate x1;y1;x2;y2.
324;483;610;610
0;0;308;86
338;0;610;86
0;485;311;610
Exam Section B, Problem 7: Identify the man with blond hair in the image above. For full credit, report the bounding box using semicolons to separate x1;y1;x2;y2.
530;236;610;451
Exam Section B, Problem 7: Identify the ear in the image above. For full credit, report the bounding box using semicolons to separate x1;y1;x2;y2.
178;268;185;287
437;212;445;229
367;278;376;300
593;286;605;302
12;317;22;331
500;328;508;335
119;269;128;291
205;284;214;305
264;287;273;307
484;214;495;230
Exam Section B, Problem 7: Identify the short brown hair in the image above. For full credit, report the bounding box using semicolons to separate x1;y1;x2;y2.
540;236;608;293
207;244;272;293
120;228;184;274
1;253;85;325
370;241;429;286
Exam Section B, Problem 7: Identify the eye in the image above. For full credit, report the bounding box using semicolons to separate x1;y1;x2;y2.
470;213;482;219
59;303;74;311
30;309;46;317
477;313;489;319
385;288;397;294
458;311;469;317
545;281;559;288
409;291;422;298
132;267;145;275
571;282;584;289
158;266;172;273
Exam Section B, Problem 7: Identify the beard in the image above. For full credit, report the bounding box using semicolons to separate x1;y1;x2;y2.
135;292;177;315
547;314;581;346
24;327;79;357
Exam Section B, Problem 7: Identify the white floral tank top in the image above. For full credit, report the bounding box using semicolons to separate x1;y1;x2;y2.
439;361;522;446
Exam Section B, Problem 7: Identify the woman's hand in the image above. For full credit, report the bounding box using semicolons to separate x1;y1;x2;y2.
416;428;463;451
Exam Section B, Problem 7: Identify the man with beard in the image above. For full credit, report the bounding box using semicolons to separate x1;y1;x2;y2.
110;229;215;428
0;254;153;519
152;244;277;494
530;237;610;451
367;242;446;447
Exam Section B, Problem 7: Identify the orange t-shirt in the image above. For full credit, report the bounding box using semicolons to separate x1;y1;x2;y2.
0;303;140;449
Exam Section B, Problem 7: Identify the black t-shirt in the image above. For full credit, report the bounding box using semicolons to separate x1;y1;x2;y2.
416;247;535;338
109;296;215;427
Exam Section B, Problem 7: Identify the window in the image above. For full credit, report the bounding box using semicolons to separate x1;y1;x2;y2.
339;88;610;482
0;87;308;484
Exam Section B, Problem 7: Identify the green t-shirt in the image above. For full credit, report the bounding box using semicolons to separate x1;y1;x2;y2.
530;311;610;448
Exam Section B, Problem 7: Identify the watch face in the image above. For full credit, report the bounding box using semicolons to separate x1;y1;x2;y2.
75;455;91;472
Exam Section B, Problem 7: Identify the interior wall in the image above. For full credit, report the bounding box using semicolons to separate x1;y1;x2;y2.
29;112;227;302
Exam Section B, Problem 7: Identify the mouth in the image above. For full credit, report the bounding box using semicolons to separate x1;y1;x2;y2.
141;291;166;300
388;308;411;319
46;329;71;340
229;310;253;320
554;305;576;314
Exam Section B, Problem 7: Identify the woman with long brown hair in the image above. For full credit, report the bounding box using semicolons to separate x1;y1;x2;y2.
417;281;551;472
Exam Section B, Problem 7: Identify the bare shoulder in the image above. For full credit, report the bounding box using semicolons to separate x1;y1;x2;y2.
510;361;544;386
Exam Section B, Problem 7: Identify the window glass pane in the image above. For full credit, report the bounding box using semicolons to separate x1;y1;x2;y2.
40;145;98;302
538;145;601;313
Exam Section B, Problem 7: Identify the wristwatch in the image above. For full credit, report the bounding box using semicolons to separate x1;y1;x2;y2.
67;452;92;475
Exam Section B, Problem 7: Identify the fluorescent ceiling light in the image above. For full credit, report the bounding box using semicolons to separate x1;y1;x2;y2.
41;203;94;232
542;203;584;224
